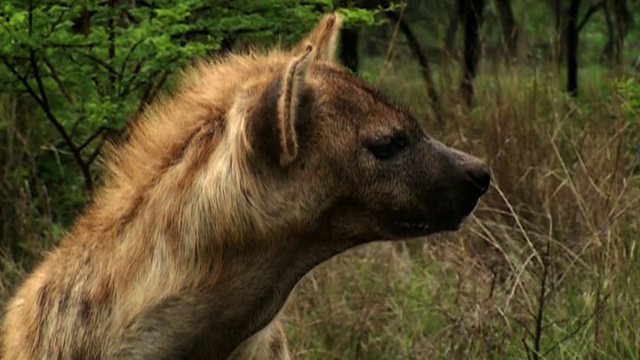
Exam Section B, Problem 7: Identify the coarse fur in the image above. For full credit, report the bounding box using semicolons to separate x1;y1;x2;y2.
1;13;490;360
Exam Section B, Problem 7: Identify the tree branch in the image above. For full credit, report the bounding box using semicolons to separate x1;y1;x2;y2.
577;1;604;33
117;38;145;88
78;126;107;152
120;58;144;97
80;52;119;76
28;52;94;191
30;51;50;109
66;52;106;97
48;2;70;34
2;60;45;108
70;115;85;140
138;69;170;111
47;42;100;48
23;1;94;193
87;127;121;166
107;0;116;90
42;56;76;104
385;10;444;125
122;65;166;98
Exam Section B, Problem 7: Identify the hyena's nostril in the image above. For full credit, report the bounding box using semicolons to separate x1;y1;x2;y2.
466;165;491;195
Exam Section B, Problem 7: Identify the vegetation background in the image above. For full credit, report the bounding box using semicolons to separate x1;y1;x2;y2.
1;0;639;359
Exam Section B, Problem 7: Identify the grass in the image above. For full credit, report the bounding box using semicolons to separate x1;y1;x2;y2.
1;48;639;359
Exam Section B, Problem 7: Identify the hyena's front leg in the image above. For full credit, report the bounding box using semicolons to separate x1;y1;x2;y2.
227;320;291;360
109;293;216;360
111;292;290;360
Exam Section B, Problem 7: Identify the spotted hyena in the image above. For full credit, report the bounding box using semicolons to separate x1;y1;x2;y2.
1;13;490;360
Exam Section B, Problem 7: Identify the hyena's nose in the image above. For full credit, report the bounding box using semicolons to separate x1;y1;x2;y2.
466;164;491;195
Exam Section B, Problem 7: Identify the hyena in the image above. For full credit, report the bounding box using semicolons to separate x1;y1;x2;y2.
1;13;490;360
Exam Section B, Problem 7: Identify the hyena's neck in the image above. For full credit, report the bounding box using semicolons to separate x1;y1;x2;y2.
196;232;351;351
102;147;347;357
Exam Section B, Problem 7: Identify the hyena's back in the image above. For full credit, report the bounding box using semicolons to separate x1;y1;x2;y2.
3;236;123;359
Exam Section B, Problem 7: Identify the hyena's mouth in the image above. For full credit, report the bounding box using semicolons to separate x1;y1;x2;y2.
386;211;466;238
389;219;435;237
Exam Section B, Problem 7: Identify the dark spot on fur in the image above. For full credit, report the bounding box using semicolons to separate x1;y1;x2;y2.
109;119;221;240
36;281;51;310
78;298;92;324
269;332;284;358
57;287;71;313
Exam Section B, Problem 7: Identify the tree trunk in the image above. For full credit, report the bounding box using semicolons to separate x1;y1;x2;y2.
551;0;564;67
494;0;518;61
386;11;444;126
444;7;460;52
602;1;615;62
339;28;359;72
459;0;486;107
554;0;562;31
566;0;581;97
612;0;632;67
107;0;117;91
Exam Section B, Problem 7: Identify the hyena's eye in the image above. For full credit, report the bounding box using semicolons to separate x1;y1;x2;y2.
367;134;408;160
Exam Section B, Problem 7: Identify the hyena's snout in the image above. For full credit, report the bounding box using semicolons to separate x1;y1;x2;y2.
442;146;491;218
462;156;491;198
380;140;491;239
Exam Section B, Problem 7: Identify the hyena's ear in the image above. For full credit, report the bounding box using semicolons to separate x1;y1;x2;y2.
277;45;313;165
292;13;342;62
245;46;314;167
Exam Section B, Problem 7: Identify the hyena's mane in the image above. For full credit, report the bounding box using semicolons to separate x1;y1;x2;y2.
83;50;299;245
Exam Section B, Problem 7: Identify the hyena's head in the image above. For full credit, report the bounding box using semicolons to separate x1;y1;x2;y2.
240;14;490;243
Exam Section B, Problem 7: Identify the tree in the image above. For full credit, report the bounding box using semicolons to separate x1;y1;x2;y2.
334;1;444;124
340;27;360;72
444;6;460;52
459;0;486;107
495;0;518;61
566;0;581;97
603;0;633;66
0;0;336;194
386;9;444;125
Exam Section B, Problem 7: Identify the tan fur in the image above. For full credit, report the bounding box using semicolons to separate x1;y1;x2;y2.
1;13;490;360
293;14;342;61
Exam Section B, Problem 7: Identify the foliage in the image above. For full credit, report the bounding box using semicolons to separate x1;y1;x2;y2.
615;77;640;117
614;76;640;170
0;0;340;195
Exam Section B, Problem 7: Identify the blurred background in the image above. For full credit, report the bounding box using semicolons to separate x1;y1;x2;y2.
1;1;639;358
